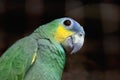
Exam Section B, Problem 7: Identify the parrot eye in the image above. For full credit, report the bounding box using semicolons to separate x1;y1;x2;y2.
63;20;71;26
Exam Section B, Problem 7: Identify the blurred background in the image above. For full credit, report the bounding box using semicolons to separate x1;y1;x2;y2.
0;0;120;80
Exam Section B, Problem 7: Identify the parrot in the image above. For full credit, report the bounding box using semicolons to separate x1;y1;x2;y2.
0;17;85;80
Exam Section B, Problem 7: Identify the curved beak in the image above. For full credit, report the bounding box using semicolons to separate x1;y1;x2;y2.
62;32;85;54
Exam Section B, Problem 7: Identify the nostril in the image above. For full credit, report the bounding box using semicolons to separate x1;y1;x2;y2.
79;33;82;37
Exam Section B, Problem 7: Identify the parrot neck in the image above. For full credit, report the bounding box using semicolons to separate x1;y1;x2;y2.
33;22;59;41
25;33;66;80
36;38;66;79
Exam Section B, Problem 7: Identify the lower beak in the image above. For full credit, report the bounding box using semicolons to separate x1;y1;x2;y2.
62;33;84;54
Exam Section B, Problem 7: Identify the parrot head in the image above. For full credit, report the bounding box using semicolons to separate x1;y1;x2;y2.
52;17;85;54
35;17;85;54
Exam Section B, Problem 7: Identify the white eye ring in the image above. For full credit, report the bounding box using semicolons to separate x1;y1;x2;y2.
62;18;73;29
63;19;71;26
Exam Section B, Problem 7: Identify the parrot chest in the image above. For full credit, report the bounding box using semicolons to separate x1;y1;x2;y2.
24;39;66;80
24;57;64;80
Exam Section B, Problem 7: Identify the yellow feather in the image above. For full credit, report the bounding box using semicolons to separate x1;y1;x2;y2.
54;25;73;42
31;49;37;65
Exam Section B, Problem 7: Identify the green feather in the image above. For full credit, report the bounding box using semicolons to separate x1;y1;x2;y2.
0;19;66;80
24;38;65;80
0;36;38;80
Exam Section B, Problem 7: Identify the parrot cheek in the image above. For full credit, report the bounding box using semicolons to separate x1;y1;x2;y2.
62;33;84;54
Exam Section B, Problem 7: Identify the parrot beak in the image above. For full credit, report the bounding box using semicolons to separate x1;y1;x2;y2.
62;32;85;54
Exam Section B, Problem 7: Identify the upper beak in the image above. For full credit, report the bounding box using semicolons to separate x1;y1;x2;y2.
62;32;85;54
70;33;84;54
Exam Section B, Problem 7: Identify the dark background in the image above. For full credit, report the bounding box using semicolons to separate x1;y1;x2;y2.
0;0;120;80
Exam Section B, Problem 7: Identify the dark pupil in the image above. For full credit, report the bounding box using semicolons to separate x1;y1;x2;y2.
63;20;71;26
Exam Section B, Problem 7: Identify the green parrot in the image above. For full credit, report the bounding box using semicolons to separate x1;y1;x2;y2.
0;17;85;80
